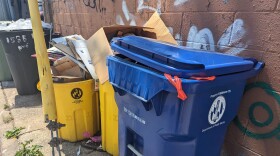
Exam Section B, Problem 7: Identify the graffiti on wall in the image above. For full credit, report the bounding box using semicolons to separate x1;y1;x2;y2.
116;0;135;25
116;0;248;55
83;0;114;13
223;0;230;4
234;82;280;140
186;26;215;51
173;0;230;6
174;0;189;6
137;0;161;13
116;0;137;26
181;19;248;55
116;0;162;26
61;0;279;144
167;19;248;55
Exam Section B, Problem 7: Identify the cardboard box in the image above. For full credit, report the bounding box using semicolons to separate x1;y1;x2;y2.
53;56;77;72
86;12;177;84
52;76;84;83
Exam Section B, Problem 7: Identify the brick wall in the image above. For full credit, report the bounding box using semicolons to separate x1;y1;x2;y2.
47;0;280;155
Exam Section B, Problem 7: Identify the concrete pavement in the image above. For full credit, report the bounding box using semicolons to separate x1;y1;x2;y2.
0;81;110;156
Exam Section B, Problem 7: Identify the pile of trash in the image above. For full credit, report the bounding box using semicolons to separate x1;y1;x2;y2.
0;19;52;30
0;21;12;29
36;35;99;89
32;12;179;154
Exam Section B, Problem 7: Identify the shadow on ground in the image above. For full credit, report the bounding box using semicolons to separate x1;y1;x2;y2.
14;93;42;108
61;141;111;156
0;81;15;89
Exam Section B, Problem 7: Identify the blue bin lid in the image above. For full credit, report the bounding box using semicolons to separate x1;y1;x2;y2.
111;36;256;78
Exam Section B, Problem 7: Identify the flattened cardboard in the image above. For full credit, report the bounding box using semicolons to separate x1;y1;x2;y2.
144;13;178;45
86;28;112;84
66;38;82;60
86;12;177;84
54;43;75;58
72;40;98;79
52;34;84;45
60;65;83;77
52;76;84;83
53;43;88;73
53;57;77;72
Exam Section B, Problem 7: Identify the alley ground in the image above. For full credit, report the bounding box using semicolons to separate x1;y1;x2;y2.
0;81;110;156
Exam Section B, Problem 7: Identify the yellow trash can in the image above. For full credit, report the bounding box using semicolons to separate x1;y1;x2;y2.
54;79;100;142
100;81;119;156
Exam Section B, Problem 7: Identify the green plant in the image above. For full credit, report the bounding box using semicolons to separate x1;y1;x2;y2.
3;104;10;110
15;140;43;156
4;127;25;139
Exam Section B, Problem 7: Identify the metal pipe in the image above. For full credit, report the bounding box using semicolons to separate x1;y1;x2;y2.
27;0;57;121
56;129;61;156
51;130;55;156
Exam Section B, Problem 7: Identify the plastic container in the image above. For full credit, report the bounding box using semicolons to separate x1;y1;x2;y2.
108;36;264;156
0;41;12;81
111;36;255;78
0;29;50;95
54;79;100;142
99;81;119;156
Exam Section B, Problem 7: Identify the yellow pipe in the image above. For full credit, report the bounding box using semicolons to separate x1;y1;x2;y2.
28;0;57;121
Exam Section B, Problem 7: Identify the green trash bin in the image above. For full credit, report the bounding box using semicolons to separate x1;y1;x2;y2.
0;41;12;81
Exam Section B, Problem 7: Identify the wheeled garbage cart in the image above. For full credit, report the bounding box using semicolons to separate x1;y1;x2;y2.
0;29;50;95
108;36;264;156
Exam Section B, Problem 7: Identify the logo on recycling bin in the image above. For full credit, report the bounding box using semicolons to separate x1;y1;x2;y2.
208;96;226;125
71;88;83;99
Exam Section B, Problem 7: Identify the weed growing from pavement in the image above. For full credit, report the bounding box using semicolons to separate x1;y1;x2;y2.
3;104;10;110
15;140;43;156
4;127;25;139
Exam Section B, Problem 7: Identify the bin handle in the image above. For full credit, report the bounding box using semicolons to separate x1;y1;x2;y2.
164;73;187;101
190;76;216;81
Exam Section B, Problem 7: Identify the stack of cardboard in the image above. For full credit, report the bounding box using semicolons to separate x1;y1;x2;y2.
37;12;177;153
46;35;99;90
47;12;177;92
86;12;177;85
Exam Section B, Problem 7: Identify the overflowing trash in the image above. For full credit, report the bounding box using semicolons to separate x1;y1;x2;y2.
1;6;266;155
45;35;99;90
0;19;52;95
0;19;52;30
0;28;52;95
32;35;101;147
0;21;12;29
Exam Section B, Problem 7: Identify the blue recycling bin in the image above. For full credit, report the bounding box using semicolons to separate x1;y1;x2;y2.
108;36;264;156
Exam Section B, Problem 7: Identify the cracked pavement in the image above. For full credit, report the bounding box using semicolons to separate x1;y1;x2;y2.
0;81;110;156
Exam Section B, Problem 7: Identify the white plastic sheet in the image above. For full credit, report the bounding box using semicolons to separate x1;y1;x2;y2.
0;19;52;30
